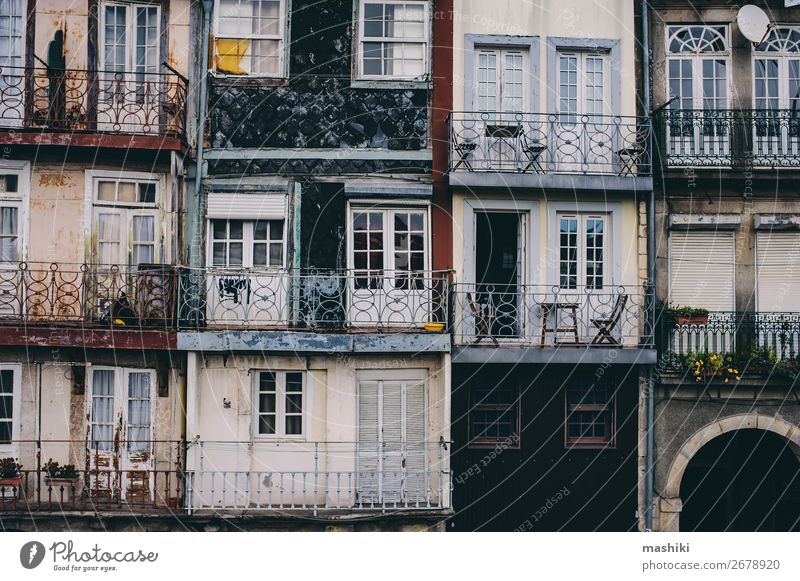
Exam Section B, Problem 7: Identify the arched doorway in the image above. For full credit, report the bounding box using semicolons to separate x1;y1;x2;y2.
679;429;800;531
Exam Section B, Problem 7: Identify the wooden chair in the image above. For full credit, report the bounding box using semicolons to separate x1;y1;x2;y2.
466;292;498;346
590;294;628;345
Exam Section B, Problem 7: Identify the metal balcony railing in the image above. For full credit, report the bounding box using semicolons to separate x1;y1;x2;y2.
0;66;187;138
448;111;651;176
178;268;449;330
452;283;653;347
659;311;800;361
656;108;800;168
185;440;450;514
0;440;184;512
0;262;177;327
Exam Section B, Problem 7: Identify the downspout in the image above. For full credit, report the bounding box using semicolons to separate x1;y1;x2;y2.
191;0;213;268
641;0;655;532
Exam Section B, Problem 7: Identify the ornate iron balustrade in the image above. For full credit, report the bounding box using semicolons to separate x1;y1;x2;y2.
0;66;187;138
452;283;653;347
178;268;449;330
0;439;183;513
185;440;450;514
448;111;651;176
0;262;177;327
659;311;800;361
656;109;800;168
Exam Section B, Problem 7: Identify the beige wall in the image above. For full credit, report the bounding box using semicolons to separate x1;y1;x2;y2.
453;0;638;115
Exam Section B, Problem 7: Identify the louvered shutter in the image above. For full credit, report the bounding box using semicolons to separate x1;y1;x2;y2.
357;380;379;505
756;232;800;311
381;381;404;504
404;379;427;505
669;232;735;311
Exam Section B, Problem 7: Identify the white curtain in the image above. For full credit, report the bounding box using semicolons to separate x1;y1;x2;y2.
127;372;151;452
91;369;115;451
132;215;155;265
0;206;18;262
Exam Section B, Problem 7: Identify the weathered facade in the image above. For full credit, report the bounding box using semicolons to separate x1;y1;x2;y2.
445;0;655;532
649;1;800;531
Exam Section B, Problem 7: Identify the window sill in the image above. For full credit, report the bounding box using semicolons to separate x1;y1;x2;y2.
350;79;432;90
209;72;290;87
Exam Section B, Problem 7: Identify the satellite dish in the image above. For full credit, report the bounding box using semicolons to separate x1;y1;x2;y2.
738;5;772;44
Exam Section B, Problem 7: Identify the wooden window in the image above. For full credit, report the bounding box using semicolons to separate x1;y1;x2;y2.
558;51;609;120
358;0;429;80
0;166;26;264
475;47;528;113
0;367;19;447
209;219;285;268
666;25;730;110
565;377;615;448
559;213;608;290
213;0;287;76
255;371;305;437
469;382;519;447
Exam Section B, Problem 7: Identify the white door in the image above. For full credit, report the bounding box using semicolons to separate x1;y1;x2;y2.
556;52;611;173
98;1;160;133
0;0;25;124
474;47;528;171
753;56;800;162
349;209;429;328
87;367;155;503
357;374;427;507
667;55;729;162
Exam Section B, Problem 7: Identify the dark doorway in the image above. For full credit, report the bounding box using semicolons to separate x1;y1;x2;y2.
680;429;800;531
475;212;520;337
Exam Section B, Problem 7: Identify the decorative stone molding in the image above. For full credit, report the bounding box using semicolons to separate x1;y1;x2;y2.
669;213;742;230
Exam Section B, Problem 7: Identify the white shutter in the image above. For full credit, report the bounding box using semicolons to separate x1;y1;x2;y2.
381;381;403;503
669;232;735;311
357;380;380;504
206;193;287;219
404;379;426;505
756;232;800;311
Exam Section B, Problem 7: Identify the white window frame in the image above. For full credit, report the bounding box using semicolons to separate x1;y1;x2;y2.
85;365;156;452
556;50;611;118
206;218;287;269
0;161;29;265
346;203;430;277
665;24;731;109
474;46;529;113
98;1;161;73
211;0;290;78
252;370;306;439
557;212;610;290
752;26;800;110
86;170;164;266
356;0;430;81
0;363;21;457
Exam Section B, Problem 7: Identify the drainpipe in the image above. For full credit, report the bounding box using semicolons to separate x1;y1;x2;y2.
190;0;213;268
641;0;655;532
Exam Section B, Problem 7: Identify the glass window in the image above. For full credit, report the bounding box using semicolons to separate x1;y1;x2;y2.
0;204;18;262
559;214;607;290
256;371;304;437
0;369;14;444
214;0;286;76
469;382;519;446
209;219;285;268
358;1;428;79
566;378;614;447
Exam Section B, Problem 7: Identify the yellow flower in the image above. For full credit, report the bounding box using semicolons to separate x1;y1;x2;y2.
727;368;733;373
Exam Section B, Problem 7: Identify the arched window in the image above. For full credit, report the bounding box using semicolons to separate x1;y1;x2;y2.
754;26;800;111
666;25;730;110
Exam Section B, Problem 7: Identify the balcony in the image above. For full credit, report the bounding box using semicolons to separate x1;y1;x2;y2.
0;65;187;146
448;112;651;191
452;283;654;360
185;441;450;515
0;262;177;335
178;269;449;331
0;440;183;513
656;109;800;169
659;311;800;380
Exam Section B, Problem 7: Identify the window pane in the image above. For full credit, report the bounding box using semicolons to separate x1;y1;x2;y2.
285;415;302;435
258;415;276;434
0;421;11;444
117;182;137;203
270;220;283;240
138;183;156;203
0;174;18;193
212;219;227;240
229;220;244;240
0;370;12;395
268;242;283;266
98;181;117;201
253;243;267;267
253;221;268;240
0;395;12;421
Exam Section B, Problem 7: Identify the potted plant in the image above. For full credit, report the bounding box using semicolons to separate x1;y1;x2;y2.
0;457;22;499
42;459;79;501
667;305;710;326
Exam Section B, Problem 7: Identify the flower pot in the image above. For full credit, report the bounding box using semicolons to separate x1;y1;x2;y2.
675;314;709;326
43;476;79;502
0;476;21;500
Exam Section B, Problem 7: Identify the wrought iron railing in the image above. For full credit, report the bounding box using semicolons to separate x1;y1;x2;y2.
0;66;187;138
448;111;651;176
0;440;183;512
659;311;800;361
451;283;653;347
0;262;177;327
185;440;450;514
178;268;449;330
656;108;800;168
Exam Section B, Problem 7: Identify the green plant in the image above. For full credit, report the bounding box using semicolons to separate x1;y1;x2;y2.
0;457;22;479
42;459;78;479
666;304;709;318
684;352;741;383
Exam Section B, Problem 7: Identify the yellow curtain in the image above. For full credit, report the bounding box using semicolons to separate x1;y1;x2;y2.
215;39;250;75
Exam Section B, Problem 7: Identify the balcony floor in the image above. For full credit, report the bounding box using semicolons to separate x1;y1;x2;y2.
452;345;656;365
448;170;652;192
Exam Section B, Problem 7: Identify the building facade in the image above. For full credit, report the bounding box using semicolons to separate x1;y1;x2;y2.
445;0;655;532
650;0;800;532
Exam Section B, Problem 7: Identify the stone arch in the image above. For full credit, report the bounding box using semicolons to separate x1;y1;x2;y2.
659;413;800;531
